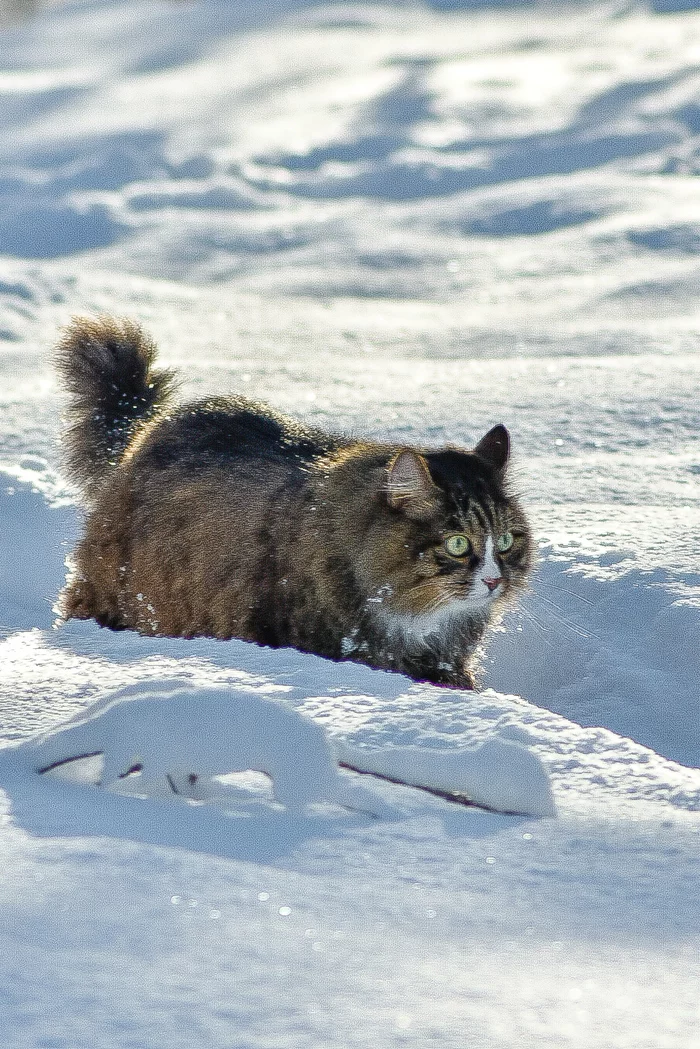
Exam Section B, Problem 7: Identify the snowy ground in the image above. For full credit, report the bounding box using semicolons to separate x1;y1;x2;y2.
1;1;699;1046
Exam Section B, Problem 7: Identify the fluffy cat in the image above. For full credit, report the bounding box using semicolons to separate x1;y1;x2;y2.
55;316;533;688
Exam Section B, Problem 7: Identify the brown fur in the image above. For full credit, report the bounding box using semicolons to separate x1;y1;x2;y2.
55;316;534;687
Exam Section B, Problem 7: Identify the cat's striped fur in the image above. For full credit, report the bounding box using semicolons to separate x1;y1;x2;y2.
55;316;533;687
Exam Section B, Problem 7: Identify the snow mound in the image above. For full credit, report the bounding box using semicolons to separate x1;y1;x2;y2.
0;470;77;632
14;678;554;819
341;737;556;818
20;680;366;813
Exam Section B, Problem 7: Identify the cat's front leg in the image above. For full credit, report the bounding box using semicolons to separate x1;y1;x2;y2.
399;652;476;691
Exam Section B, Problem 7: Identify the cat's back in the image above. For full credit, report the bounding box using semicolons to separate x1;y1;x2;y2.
133;394;343;478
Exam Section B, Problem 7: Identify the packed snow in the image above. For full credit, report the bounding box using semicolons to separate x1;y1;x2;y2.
7;677;555;816
1;0;699;1046
18;680;378;811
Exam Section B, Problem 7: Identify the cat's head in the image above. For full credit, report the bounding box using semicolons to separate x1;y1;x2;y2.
360;425;533;625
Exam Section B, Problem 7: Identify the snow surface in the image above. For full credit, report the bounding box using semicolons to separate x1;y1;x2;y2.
8;677;555;816
18;680;377;810
1;0;699;1046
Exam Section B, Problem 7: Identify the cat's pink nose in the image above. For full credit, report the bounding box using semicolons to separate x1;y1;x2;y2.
482;576;503;593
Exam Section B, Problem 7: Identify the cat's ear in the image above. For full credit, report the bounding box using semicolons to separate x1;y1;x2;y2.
474;424;510;472
385;450;439;520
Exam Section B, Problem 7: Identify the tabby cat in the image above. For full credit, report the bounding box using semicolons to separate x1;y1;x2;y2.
55;316;533;688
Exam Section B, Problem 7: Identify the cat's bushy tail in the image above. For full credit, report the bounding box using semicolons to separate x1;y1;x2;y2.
55;315;178;501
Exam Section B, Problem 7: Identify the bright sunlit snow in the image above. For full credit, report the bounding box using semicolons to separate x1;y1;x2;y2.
1;1;699;1047
11;678;555;816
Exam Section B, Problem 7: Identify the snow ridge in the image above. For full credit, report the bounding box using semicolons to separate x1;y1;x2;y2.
10;678;555;818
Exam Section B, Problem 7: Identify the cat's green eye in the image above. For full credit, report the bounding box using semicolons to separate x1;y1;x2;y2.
445;534;471;558
497;531;514;553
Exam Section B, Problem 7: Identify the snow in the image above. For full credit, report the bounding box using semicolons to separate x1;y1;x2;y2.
339;735;556;816
7;677;554;816
1;0;700;1046
19;680;364;807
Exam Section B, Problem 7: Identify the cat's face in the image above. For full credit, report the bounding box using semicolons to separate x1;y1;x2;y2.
361;426;533;627
380;492;532;624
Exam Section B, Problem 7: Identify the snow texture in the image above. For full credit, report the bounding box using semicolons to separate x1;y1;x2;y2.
339;736;556;817
1;1;700;1047
11;678;555;816
21;680;366;810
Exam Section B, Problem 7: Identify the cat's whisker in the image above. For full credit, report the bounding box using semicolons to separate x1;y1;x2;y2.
425;593;458;616
408;583;465;619
406;581;444;605
521;591;598;642
534;578;595;606
512;605;556;648
533;588;594;626
407;580;437;594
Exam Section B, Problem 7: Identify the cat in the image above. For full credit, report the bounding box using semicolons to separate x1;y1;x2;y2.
54;316;533;688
